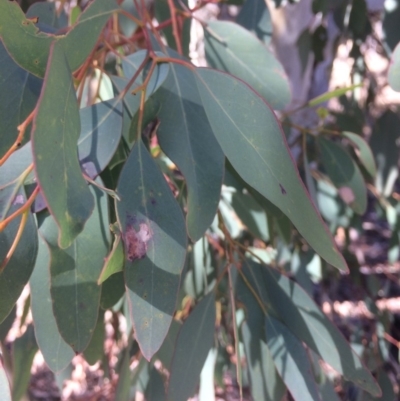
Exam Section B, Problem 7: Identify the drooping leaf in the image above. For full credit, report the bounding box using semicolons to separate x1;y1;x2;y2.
0;306;15;342
307;84;361;107
153;53;224;241
79;98;123;179
0;361;11;401
32;41;94;249
30;234;74;372
236;0;272;44
118;0;139;37
156;320;182;368
195;68;347;271
83;310;105;365
342;131;377;178
11;325;38;401
370;110;400;197
199;349;218;401
0;0;118;77
60;0;118;72
318;137;367;215
115;343;133;401
40;184;110;353
145;368;166;401
26;2;68;30
0;193;38;323
265;315;322;401
241;261;381;396
116;140;187;360
204;21;290;110
0;42;42;159
167;292;216;401
237;274;286;401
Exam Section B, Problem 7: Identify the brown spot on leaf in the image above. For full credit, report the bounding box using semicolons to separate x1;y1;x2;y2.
124;221;153;262
279;183;287;195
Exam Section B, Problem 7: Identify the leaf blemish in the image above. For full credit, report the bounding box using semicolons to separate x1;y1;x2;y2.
124;217;153;262
279;183;286;195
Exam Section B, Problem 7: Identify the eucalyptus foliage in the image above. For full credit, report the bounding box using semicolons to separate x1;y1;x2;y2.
0;0;399;400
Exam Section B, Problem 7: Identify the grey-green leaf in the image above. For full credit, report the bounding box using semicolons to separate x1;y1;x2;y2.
30;234;74;372
116;140;187;360
195;68;347;271
167;292;216;401
0;361;11;401
204;20;290;110
154;56;224;241
265;315;322;401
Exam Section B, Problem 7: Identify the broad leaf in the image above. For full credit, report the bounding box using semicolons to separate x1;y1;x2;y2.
83;311;105;365
30;234;74;372
79;98;123;178
26;2;68;30
204;21;290;110
100;272;125;309
153;53;224;241
0;0;117;77
195;68;347;271
145;368;166;401
342;131;377;178
265;315;322;401
318;137;367;215
32;41;94;249
241;261;381;396
116;140;187;360
167;292;216;401
11;325;38;401
0;192;37;323
40;184;110;353
0;42;42;159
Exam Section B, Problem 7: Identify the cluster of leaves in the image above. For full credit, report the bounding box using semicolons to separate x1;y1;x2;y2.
0;0;400;400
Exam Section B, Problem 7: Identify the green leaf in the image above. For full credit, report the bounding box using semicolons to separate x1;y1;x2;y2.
62;0;118;72
167;292;216;401
370;111;400;197
0;197;38;323
79;98;123;179
388;42;400;91
342;131;377;178
30;234;74;372
115;344;133;401
154;59;224;241
241;261;381;396
236;0;272;44
318;137;367;215
0;0;54;77
100;272;125;309
116;140;187;360
26;2;67;29
265;315;322;401
238;274;285;401
40;184;110;353
118;0;139;37
0;0;117;77
0;361;11;401
195;68;347;271
145;368;166;401
0;42;42;159
98;234;124;284
156;320;182;368
32;41;94;249
307;84;361;107
11;325;38;401
204;21;290;110
83;310;105;365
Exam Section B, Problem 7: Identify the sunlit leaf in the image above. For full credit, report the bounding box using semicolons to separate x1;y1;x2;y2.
195;68;347;271
204;21;290;110
0;360;11;401
265;315;322;401
32;41;94;249
167;292;215;401
116;140;187;360
307;84;361;107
